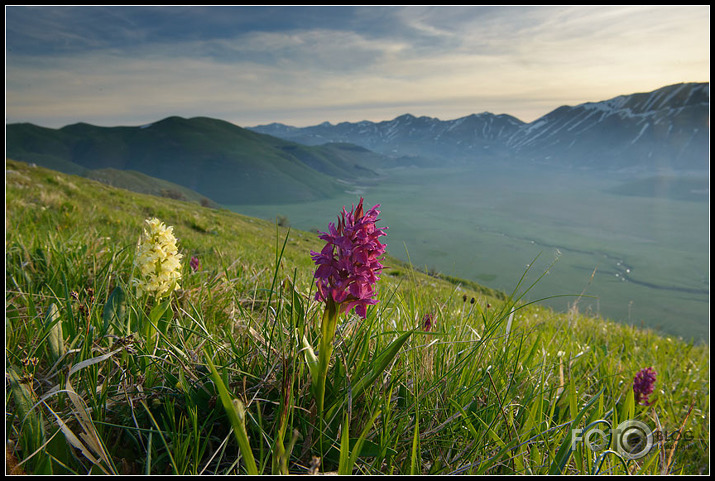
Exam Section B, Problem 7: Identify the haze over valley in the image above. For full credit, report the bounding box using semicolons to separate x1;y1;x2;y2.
7;82;709;341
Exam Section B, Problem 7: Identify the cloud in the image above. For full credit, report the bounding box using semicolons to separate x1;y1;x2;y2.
5;6;710;128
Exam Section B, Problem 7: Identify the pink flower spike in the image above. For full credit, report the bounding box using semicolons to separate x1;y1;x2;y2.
422;313;434;332
311;198;386;318
633;367;657;406
190;256;200;272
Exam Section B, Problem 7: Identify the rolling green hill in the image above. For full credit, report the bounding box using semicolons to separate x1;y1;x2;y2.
83;168;218;207
6;116;388;205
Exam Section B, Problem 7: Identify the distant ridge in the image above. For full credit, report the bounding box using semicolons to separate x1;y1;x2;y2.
6;83;708;208
250;82;709;172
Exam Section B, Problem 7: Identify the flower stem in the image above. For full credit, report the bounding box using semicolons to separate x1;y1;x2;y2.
315;298;339;420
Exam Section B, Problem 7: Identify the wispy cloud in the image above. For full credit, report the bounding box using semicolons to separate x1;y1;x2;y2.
5;5;709;128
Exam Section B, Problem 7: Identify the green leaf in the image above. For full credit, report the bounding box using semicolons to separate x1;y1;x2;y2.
8;366;45;441
548;388;605;474
350;330;414;402
204;353;258;475
621;387;635;423
8;366;49;473
520;402;538;439
531;444;542;473
409;413;420;475
350;410;381;468
568;375;578;421
300;333;319;381
286;278;305;329
474;414;507;449
149;298;172;335
45;303;65;361
338;412;352;475
102;286;126;336
338;409;382;475
349;438;396;458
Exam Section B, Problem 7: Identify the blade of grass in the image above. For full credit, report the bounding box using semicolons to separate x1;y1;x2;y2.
204;352;259;475
548;387;605;474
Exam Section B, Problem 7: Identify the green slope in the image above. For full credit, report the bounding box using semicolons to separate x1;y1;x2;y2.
84;168;217;206
6;116;385;205
5;159;709;475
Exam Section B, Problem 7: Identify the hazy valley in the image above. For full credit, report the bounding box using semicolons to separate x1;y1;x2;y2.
232;164;709;341
6;82;709;340
244;82;711;340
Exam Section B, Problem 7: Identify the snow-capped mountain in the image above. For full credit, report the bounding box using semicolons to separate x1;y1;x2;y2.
250;82;709;172
252;112;524;163
505;82;709;171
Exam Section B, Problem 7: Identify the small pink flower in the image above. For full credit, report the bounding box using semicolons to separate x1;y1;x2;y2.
422;313;434;332
633;367;657;405
190;256;200;272
311;198;386;318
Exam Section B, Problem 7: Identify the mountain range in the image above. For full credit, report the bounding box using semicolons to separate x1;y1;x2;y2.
6;82;709;206
6;116;392;205
250;82;709;172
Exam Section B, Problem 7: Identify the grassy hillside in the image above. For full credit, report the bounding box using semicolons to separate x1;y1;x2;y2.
6;117;388;205
5;159;709;475
83;168;217;207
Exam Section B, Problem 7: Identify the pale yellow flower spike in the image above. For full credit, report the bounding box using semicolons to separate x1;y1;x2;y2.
132;217;183;298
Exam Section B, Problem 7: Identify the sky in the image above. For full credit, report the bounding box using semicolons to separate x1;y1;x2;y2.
5;5;710;129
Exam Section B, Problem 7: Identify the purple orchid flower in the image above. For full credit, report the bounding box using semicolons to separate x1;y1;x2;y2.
310;198;386;318
633;367;657;406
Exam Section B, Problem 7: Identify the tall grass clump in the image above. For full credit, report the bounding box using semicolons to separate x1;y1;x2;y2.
5;159;709;475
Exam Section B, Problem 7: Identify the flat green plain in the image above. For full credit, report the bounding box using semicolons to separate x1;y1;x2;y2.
229;165;709;341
